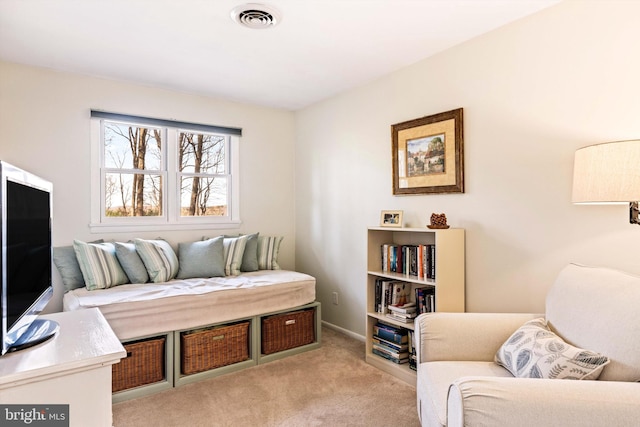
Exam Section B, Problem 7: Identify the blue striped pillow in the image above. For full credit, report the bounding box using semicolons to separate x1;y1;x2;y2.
73;240;129;291
134;239;179;283
257;236;283;270
223;235;248;276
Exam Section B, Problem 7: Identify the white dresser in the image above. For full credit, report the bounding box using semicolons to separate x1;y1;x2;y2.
0;308;126;427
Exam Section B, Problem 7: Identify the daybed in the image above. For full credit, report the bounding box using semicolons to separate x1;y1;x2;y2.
414;263;640;427
54;234;320;400
62;269;316;340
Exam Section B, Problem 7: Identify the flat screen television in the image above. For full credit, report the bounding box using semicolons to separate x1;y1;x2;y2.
1;161;58;355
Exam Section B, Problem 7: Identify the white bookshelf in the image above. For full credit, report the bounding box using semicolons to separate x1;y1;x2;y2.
365;227;465;385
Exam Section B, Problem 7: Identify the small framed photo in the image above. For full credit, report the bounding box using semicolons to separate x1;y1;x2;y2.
380;210;403;228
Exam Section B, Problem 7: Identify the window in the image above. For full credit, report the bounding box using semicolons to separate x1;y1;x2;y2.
90;111;241;232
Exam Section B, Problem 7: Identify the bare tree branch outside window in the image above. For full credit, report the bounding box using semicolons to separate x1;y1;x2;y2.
103;122;162;217
101;120;230;221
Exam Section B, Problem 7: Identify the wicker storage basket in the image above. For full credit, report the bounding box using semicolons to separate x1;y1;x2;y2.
261;307;316;355
112;336;166;392
181;321;250;375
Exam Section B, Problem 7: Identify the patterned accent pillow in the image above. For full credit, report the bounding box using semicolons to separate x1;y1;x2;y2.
495;318;610;380
114;242;149;284
53;239;104;291
134;238;179;283
73;240;129;291
223;235;248;276
177;237;225;279
257;236;283;270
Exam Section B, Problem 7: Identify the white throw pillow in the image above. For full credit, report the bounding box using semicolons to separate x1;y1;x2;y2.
495;318;610;380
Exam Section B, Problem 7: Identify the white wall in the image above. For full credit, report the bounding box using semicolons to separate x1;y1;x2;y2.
0;62;297;312
295;1;640;335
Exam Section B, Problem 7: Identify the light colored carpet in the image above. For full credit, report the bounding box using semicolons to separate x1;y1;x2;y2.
112;327;421;427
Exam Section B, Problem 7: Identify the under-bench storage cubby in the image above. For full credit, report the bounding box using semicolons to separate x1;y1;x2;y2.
261;307;316;355
174;317;257;387
113;336;165;392
181;320;251;375
112;333;174;403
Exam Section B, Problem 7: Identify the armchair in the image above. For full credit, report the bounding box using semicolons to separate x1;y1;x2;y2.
414;264;640;427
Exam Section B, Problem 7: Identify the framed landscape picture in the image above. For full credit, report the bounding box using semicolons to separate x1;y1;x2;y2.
391;108;464;195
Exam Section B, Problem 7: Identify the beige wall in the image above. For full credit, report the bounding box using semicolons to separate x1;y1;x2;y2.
295;0;640;335
0;62;297;311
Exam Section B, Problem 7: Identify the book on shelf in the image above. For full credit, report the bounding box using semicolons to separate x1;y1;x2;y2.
408;330;417;371
372;341;409;359
390;282;411;306
373;322;408;345
380;243;436;280
414;286;436;315
372;348;409;364
385;312;416;323
386;301;418;323
374;279;393;313
374;280;416;312
387;302;416;314
372;335;409;352
371;322;410;364
375;280;412;314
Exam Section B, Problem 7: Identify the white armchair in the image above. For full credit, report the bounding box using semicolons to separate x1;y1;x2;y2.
414;264;640;427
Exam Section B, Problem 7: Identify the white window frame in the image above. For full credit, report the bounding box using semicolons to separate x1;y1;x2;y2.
90;111;241;233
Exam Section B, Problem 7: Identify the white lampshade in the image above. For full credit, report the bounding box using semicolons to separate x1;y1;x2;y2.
572;140;640;204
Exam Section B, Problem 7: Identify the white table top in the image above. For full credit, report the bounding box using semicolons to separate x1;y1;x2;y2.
0;308;126;388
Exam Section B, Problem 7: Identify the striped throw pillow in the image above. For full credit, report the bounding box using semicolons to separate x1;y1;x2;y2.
134;238;179;283
73;240;129;291
257;236;283;270
223;235;248;276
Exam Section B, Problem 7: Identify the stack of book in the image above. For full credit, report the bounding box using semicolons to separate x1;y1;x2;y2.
374;280;412;314
374;280;436;321
386;302;417;323
372;322;409;364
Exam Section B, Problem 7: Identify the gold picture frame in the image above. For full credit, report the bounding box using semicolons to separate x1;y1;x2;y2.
392;108;464;195
380;210;403;228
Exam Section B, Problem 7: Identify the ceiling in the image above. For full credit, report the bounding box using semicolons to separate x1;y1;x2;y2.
0;0;560;111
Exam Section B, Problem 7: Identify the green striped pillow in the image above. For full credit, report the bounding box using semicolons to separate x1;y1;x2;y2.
73;240;129;291
223;235;248;276
257;236;283;270
134;238;179;283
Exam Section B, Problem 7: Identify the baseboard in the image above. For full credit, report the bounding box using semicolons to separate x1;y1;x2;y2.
321;320;365;342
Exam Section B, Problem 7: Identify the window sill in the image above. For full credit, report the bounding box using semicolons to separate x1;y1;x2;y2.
89;220;242;234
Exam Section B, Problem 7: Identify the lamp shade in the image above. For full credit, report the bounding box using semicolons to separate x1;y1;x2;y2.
572;140;640;204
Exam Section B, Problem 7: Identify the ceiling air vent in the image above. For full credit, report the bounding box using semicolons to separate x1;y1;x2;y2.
231;3;281;29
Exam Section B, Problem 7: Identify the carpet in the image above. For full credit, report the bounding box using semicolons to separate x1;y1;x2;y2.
112;326;421;426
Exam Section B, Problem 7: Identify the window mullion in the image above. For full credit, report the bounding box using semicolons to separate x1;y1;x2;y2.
166;128;178;223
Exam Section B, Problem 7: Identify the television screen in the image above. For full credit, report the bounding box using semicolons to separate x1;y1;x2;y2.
1;161;56;355
6;180;52;329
